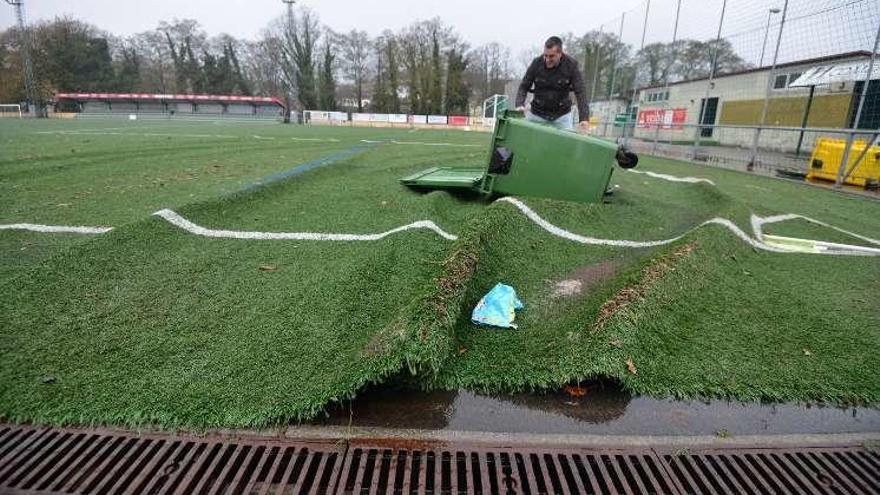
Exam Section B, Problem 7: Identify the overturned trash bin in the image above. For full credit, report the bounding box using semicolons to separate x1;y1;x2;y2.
399;110;637;203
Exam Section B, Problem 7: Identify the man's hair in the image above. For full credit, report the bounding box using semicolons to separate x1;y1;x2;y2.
545;36;563;50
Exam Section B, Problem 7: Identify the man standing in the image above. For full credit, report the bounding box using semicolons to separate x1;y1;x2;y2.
515;36;590;132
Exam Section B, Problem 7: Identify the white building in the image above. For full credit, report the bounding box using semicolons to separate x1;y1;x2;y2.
632;51;876;153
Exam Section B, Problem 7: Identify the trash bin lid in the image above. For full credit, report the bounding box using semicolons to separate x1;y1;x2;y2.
399;167;486;189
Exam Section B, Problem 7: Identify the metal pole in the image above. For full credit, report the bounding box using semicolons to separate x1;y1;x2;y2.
282;0;296;123
624;0;651;147
835;21;880;186
653;0;682;154
759;10;772;67
748;0;788;171
605;14;625;138
691;0;727;160
795;85;815;158
843;132;879;182
590;25;604;105
5;0;36;115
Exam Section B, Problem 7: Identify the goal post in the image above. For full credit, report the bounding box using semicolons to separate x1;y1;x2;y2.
482;95;508;128
0;104;23;118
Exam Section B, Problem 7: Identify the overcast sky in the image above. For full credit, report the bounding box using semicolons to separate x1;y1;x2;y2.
0;0;642;53
1;0;876;70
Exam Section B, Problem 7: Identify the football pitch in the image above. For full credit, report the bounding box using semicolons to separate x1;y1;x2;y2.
1;118;879;428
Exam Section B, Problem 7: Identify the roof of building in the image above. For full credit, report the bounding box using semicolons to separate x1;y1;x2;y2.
55;92;286;109
637;51;873;91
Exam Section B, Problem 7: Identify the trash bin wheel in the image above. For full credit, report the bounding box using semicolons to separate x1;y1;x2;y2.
616;147;639;169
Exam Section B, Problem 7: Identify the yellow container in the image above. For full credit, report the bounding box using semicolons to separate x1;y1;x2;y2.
807;138;880;188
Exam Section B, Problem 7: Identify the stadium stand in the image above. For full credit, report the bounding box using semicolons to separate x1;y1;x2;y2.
55;93;285;121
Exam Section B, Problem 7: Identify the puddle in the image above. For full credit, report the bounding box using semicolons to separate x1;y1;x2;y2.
313;380;880;436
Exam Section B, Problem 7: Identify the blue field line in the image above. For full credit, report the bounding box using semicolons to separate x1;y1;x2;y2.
242;143;373;191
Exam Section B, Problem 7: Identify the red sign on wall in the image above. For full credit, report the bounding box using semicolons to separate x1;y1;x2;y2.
637;108;687;129
448;115;469;126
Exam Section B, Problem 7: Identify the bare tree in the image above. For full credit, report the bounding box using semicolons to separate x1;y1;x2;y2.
467;42;512;103
637;42;673;87
382;31;401;113
241;37;285;98
159;19;206;93
127;31;175;92
318;30;337;110
279;7;320;110
338;29;371;112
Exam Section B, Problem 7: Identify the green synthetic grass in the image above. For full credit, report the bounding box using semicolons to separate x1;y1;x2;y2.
1;118;878;428
0;119;461;282
1;120;486;426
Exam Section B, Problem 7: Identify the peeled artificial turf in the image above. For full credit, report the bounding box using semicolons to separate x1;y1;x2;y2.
1;119;878;428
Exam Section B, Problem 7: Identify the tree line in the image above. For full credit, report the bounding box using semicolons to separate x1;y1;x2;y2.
0;7;749;114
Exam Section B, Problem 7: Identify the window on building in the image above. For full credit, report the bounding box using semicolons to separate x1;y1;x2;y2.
789;72;802;85
773;74;788;89
646;91;669;102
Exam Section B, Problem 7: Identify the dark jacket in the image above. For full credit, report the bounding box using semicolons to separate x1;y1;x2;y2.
515;54;590;121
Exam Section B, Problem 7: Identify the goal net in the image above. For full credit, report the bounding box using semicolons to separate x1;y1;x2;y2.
482;95;508;128
0;104;23;118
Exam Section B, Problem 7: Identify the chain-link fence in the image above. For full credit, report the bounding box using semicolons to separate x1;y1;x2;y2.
581;0;879;188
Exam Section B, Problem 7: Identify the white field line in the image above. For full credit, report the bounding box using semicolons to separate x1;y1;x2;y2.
762;234;880;255
153;209;458;241
290;137;341;142
752;213;880;247
40;130;348;142
358;139;480;148
150;133;236;139
3;204;876;256
38;130;238;139
496;197;878;256
628;169;716;185
0;223;112;234
496;197;777;250
390;140;481;148
36;126;133;134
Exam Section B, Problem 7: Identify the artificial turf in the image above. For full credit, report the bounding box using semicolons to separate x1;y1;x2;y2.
1;118;878;428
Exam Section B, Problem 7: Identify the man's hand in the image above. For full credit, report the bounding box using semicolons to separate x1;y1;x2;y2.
515;106;526;112
577;120;591;134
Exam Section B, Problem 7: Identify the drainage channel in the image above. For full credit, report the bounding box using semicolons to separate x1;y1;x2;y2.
313;382;880;437
1;424;878;494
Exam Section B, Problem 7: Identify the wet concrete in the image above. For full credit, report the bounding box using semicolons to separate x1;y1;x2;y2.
314;380;880;436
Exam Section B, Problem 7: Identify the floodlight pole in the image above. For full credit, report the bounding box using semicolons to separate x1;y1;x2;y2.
589;25;604;105
623;0;650;147
759;8;782;68
835;19;880;186
604;13;625;138
747;0;788;172
5;0;36;116
653;0;682;154
691;0;727;159
282;0;296;123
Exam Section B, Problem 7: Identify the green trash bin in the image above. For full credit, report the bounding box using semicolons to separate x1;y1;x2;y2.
400;110;637;203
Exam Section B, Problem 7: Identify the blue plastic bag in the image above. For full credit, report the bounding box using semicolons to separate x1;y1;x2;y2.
471;283;523;329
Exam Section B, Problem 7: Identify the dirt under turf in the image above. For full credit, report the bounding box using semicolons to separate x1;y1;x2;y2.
1;118;879;429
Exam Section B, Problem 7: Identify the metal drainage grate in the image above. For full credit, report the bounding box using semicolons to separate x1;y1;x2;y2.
2;424;878;494
659;446;880;495
0;425;344;494
338;441;678;495
338;441;880;495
